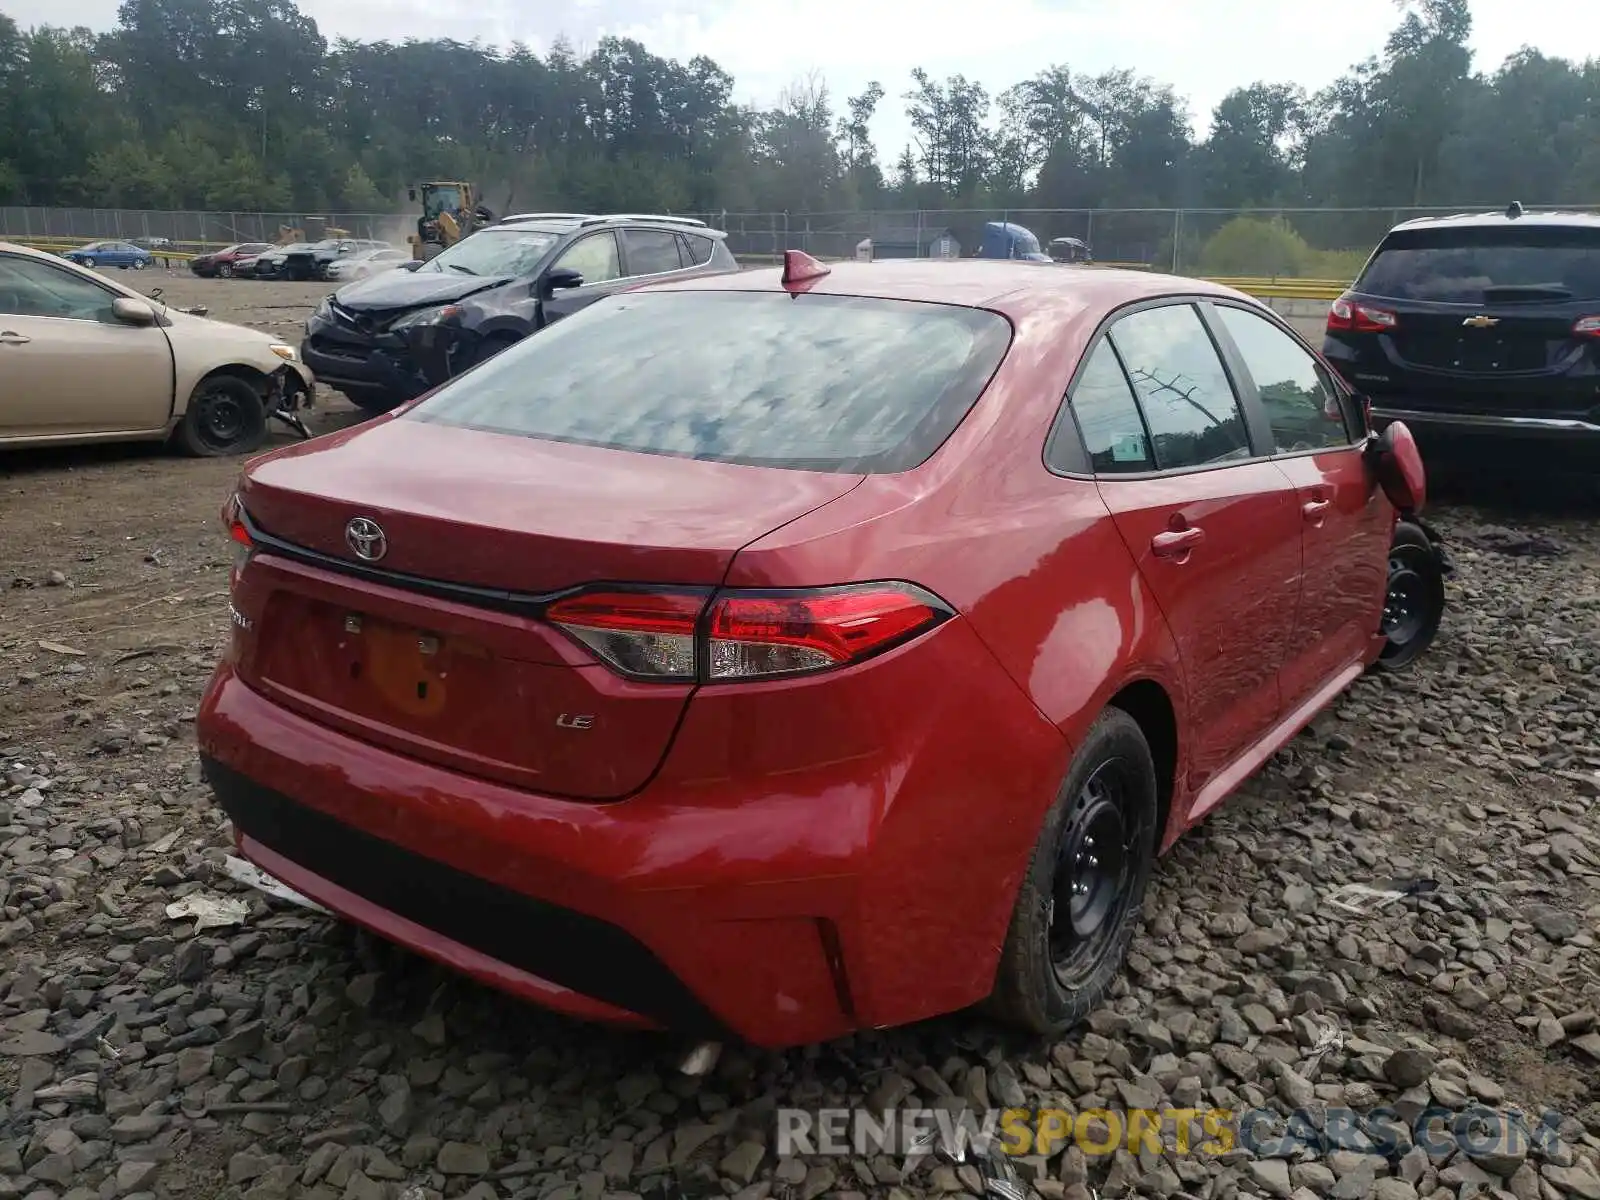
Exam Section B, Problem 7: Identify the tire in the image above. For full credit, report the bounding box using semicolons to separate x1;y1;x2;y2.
173;374;268;457
217;263;233;278
989;707;1159;1035
346;390;407;416
1375;521;1445;671
468;332;521;370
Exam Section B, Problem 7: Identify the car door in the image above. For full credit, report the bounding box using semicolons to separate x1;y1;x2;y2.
1078;301;1304;804
1207;301;1390;710
540;231;623;326
0;253;174;439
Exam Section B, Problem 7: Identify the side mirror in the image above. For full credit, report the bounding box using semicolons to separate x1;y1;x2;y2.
407;187;417;202
538;267;584;300
111;297;157;326
399;259;422;272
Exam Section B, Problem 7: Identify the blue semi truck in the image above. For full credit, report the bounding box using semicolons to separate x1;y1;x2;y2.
977;221;1052;261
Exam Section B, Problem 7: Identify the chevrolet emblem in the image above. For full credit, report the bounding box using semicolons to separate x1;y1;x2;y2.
1462;315;1499;328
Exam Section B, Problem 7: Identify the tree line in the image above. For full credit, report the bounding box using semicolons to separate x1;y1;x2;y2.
0;0;1596;224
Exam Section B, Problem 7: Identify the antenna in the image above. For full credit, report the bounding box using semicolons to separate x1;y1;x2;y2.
1506;201;1524;219
781;249;831;287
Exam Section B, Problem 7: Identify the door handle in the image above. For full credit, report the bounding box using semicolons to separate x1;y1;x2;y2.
0;331;30;345
1302;499;1331;522
1151;526;1205;558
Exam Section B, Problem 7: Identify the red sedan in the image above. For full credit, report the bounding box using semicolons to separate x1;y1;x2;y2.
197;254;1445;1048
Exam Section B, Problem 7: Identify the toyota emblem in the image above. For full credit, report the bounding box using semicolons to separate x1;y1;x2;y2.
345;517;388;562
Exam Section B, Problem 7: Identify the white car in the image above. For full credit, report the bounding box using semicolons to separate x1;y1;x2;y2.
0;241;315;456
324;247;413;283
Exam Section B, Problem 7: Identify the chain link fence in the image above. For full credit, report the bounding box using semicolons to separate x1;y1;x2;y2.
8;204;1600;278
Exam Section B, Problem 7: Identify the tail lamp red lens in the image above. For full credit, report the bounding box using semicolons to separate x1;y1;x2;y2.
222;493;254;578
1328;296;1398;334
1574;315;1600;338
545;583;952;682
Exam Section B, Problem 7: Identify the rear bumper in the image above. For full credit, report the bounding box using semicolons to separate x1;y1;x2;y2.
204;756;724;1033
1372;405;1600;442
196;616;1066;1047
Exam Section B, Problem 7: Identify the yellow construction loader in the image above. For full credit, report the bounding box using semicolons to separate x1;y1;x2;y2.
407;182;496;260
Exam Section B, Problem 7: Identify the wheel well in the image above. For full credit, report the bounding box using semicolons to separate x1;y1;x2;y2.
1108;680;1177;839
192;365;270;400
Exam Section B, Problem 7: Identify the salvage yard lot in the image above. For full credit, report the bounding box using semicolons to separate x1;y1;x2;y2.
0;270;1598;1200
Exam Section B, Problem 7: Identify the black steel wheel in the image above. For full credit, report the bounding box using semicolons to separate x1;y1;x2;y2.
991;707;1158;1035
174;375;268;457
1049;758;1147;991
1376;521;1445;671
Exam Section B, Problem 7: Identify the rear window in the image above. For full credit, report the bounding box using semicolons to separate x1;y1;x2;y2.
406;291;1013;473
1357;225;1600;304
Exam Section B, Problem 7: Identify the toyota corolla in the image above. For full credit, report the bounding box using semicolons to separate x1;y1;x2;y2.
197;253;1445;1048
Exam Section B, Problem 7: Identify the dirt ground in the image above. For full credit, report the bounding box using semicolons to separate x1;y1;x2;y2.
2;268;1599;1200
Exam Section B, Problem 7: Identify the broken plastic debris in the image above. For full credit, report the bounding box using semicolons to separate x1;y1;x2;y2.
1325;878;1436;915
165;892;251;932
221;854;329;914
1302;1016;1347;1078
678;1040;722;1076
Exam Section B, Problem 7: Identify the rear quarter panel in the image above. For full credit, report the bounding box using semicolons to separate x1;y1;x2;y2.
722;294;1192;1018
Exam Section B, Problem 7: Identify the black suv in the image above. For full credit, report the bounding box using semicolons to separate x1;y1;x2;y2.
301;214;739;412
283;238;391;282
1322;204;1600;466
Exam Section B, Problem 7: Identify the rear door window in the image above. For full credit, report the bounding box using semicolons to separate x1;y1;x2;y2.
1107;304;1251;470
1357;225;1600;304
406;291;1012;473
622;229;685;276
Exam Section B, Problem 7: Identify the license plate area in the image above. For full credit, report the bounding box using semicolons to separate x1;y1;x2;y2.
338;611;475;719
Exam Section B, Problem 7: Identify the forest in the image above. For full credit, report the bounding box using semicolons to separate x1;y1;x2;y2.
0;0;1597;224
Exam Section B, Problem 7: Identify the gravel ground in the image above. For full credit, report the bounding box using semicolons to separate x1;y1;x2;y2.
1;271;1598;1200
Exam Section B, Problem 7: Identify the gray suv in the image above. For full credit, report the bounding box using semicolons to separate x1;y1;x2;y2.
301;214;739;413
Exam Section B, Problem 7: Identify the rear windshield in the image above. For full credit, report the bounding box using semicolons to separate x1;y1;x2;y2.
1357;225;1600;304
406;291;1013;473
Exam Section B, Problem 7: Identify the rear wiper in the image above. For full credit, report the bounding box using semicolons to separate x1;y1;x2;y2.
1481;284;1572;302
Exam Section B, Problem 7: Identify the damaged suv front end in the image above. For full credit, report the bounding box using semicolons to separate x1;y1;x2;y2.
300;225;565;414
302;293;476;411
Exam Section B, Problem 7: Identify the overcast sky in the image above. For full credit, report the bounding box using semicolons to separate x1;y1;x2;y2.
7;0;1600;156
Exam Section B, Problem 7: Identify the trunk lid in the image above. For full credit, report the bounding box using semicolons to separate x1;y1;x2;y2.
231;418;863;799
1344;296;1599;417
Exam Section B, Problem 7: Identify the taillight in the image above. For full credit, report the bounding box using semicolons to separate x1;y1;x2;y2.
221;493;254;579
546;582;953;683
1328;296;1398;334
545;590;704;681
1573;316;1600;338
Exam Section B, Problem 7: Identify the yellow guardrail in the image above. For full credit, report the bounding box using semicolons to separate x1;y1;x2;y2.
1203;277;1347;301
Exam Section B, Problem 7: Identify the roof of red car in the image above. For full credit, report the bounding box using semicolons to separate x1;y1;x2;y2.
647;259;1252;320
